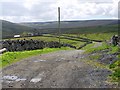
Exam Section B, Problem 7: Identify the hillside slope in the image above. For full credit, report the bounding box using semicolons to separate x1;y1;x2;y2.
1;19;119;38
1;20;34;38
19;19;119;34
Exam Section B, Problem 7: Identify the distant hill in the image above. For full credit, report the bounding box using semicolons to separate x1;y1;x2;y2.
1;19;119;38
1;20;35;38
20;20;118;29
20;19;119;34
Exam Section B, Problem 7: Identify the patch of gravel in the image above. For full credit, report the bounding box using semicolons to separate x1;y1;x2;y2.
98;54;118;65
86;48;118;65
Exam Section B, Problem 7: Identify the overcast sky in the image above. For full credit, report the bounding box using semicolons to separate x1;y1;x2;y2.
0;0;119;23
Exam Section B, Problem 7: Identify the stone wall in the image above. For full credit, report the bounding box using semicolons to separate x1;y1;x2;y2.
2;39;61;52
1;39;77;52
111;35;120;46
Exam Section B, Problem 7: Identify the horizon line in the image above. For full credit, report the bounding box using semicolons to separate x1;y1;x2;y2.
0;18;118;23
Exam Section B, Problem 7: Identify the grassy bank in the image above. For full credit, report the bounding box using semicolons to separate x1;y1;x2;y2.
109;54;120;82
82;41;120;82
0;47;71;68
82;42;119;54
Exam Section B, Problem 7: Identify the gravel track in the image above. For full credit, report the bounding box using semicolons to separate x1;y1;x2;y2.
1;50;117;88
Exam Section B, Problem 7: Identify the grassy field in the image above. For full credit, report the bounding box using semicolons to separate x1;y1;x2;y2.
0;47;71;68
64;32;117;41
63;24;118;34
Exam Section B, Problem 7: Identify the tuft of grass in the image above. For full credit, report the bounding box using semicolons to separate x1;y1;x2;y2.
108;46;119;54
0;47;71;68
109;60;120;69
109;68;120;82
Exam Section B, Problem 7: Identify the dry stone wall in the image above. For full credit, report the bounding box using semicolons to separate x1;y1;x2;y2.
1;39;77;52
2;39;61;51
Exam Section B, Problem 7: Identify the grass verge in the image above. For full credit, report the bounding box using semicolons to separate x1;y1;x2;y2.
109;54;120;82
82;41;120;83
84;42;109;53
0;47;71;68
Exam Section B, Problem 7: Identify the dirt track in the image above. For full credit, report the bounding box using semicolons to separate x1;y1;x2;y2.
1;50;117;88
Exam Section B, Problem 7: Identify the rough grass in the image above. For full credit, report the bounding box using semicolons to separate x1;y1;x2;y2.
109;54;120;82
81;43;95;50
0;47;71;68
82;41;119;54
81;38;120;83
108;46;119;54
83;42;109;53
89;54;100;60
79;32;117;41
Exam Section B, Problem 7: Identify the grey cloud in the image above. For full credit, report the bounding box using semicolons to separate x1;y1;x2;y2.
2;2;29;16
29;2;55;16
0;0;118;22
